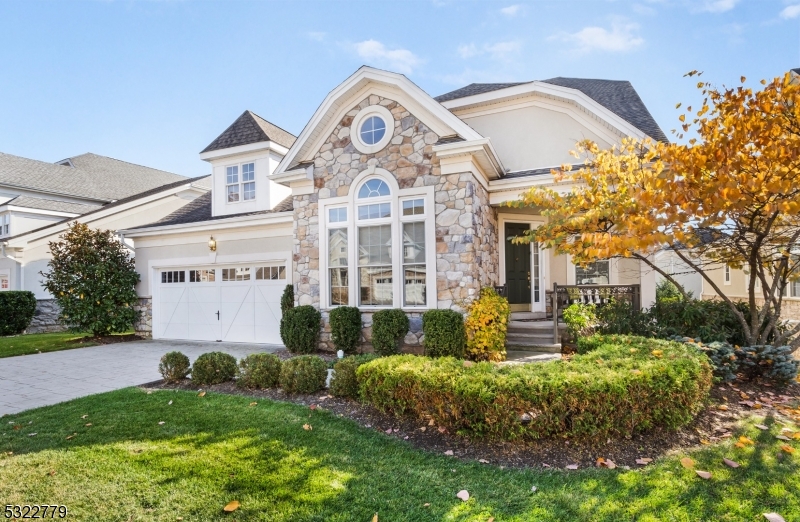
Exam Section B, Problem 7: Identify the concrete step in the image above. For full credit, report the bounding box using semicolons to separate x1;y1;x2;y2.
507;321;563;331
505;343;562;353
509;311;547;321
506;333;556;343
502;350;562;364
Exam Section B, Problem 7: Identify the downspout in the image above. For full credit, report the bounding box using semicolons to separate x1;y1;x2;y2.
115;232;135;253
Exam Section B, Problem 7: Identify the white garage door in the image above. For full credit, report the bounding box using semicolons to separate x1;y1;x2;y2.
156;264;286;344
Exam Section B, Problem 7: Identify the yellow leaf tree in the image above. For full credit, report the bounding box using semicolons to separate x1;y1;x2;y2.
510;72;800;349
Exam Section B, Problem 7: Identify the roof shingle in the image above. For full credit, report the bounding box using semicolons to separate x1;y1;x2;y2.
139;191;293;229
201;111;297;153
3;196;102;214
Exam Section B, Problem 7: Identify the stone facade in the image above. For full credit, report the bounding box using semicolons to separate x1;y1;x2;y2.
25;299;65;334
133;297;152;338
291;94;500;350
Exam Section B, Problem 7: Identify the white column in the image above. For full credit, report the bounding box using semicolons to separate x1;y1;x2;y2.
640;255;657;309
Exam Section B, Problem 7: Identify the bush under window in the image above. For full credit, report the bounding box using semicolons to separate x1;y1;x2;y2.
279;355;328;394
237;353;282;389
358;335;712;441
464;287;510;362
158;351;190;383
422;309;466;359
280;305;321;354
191;352;238;385
0;291;36;336
371;309;409;356
330;354;380;398
329;306;362;354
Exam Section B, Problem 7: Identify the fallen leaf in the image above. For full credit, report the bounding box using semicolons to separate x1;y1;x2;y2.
438;426;447;434
763;513;786;522
197;391;206;397
65;434;76;440
740;392;750;400
635;458;653;465
158;421;165;425
723;458;740;468
717;405;729;411
249;402;257;407
542;463;551;468
695;470;712;479
385;428;393;434
488;518;495;522
530;486;537;493
49;470;56;476
780;445;795;454
444;450;454;456
566;464;579;470
81;415;89;419
27;433;37;437
428;419;435;426
651;349;663;358
739;436;755;445
456;490;470;501
309;404;317;410
463;360;474;367
85;423;92;427
793;433;800;440
168;400;173;405
755;424;769;430
604;459;616;469
303;424;312;431
223;500;240;512
419;427;426;432
700;439;711;445
735;442;746;449
775;435;791;441
478;459;489;464
372;514;378;522
680;457;694;469
423;503;430;507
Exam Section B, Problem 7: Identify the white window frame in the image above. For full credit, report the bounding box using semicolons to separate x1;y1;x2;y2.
319;167;436;311
350;105;394;154
225;162;256;204
0;214;9;237
724;264;731;285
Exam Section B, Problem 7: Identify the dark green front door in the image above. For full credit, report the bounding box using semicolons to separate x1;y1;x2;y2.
505;222;531;305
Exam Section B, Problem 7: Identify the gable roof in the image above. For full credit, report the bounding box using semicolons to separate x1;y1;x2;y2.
435;78;668;143
3;196;102;215
201;110;297;153
0;151;188;202
137;191;293;228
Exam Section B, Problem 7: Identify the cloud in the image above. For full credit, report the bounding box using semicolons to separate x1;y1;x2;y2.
500;4;521;16
457;43;478;59
552;22;644;53
780;4;800;19
354;40;421;74
457;41;521;60
697;0;739;13
306;31;326;41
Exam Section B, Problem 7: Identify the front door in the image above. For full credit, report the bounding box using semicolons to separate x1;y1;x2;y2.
505;222;532;309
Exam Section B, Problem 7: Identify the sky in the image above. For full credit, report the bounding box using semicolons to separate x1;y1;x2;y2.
0;0;798;177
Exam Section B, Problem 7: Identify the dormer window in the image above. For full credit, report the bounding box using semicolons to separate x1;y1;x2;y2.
226;162;256;203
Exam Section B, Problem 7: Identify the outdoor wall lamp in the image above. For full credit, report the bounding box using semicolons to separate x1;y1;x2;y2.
208;236;217;252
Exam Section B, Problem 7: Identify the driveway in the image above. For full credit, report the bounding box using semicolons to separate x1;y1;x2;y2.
0;339;282;416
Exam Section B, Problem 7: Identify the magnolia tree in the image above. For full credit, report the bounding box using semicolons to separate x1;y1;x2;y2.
41;222;140;337
510;72;800;349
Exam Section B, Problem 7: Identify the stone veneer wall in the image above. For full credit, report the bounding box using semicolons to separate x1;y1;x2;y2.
133;297;152;338
292;94;500;351
25;299;65;334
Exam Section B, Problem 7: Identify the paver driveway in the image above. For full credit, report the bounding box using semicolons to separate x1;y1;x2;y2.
0;339;282;416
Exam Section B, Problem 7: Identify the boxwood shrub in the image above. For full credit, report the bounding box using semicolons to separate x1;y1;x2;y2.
280;305;321;354
329;306;362;354
0;291;36;335
237;353;282;389
158;351;191;383
357;335;713;441
279;355;328;394
330;354;380;398
191;352;238;385
371;309;409;356
422;309;466;358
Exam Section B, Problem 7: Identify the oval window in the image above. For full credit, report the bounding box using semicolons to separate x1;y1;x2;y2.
359;115;386;146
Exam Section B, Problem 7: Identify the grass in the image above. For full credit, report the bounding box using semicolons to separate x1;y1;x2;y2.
1;388;798;522
0;332;97;358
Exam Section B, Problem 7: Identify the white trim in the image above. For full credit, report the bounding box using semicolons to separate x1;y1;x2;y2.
121;211;292;238
498;214;547;313
199;141;290;161
724;264;731;285
224;161;257;204
2;206;80;219
350;105;394;154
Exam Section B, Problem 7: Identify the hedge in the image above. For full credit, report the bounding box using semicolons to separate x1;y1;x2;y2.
0;291;36;336
357;335;712;441
330;354;380;398
329;306;362;354
191;352;238;385
280;305;321;354
237;353;282;389
371;309;409;355
422;309;465;358
279;355;328;394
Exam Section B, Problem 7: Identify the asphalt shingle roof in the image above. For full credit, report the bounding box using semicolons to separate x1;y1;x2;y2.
139;191;293;229
201;111;297;153
0;152;188;202
3;196;102;214
434;78;668;143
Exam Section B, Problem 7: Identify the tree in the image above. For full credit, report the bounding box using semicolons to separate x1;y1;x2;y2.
41;222;140;337
510;72;800;350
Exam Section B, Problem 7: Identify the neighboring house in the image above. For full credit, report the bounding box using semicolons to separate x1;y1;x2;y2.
122;66;666;348
654;249;704;298
0;151;210;331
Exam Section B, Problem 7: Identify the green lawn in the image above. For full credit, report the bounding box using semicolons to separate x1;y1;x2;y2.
1;388;798;522
0;332;97;358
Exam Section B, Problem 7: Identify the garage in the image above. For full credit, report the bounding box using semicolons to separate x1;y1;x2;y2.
155;264;286;344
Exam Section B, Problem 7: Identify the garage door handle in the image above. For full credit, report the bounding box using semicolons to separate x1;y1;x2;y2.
216;311;220;320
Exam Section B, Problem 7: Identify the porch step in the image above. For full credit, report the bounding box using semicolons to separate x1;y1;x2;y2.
505;320;565;352
505;342;562;353
510;311;547;321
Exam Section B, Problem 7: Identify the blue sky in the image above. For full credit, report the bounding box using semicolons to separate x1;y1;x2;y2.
0;0;798;177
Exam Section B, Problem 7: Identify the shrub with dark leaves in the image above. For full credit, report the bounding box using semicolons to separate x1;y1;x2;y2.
158;351;190;383
237;353;282;389
191;352;237;385
279;355;328;394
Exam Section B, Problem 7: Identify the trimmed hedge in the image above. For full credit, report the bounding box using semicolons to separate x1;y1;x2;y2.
158;351;191;383
371;309;409;356
422;309;465;358
330;354;380;398
280;305;321;354
329;306;362;354
0;291;36;335
237;353;282;389
191;352;238;385
358;335;712;441
279;355;328;394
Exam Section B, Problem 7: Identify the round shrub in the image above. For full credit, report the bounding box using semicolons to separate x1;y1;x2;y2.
329;306;362;354
464;287;510;361
279;355;328;394
330;354;380;398
422;309;465;358
191;352;238;385
280;305;321;354
158;351;190;383
371;309;409;356
237;353;282;389
0;291;36;336
358;335;713;441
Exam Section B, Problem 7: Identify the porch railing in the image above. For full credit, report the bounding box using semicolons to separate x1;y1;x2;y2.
548;283;640;344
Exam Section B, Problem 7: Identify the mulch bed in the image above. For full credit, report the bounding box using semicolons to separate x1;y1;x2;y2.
143;374;800;471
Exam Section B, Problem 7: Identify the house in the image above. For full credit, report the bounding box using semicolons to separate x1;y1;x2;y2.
122;66;666;349
0;151;210;331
